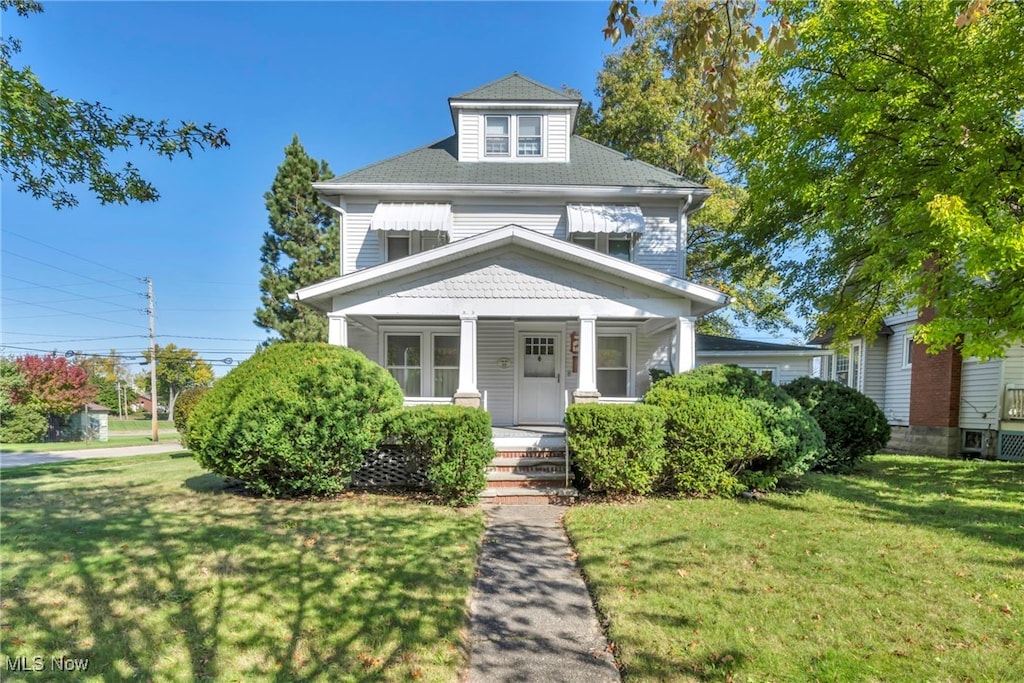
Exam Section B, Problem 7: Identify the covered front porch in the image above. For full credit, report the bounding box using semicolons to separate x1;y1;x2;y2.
293;225;729;426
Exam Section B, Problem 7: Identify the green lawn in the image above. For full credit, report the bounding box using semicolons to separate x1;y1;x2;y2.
565;455;1024;682
1;454;484;681
1;435;178;452
108;418;176;431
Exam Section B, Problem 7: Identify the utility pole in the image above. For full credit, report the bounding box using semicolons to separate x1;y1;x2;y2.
145;277;159;443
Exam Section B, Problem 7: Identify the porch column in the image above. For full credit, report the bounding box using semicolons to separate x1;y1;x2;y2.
574;314;600;403
454;313;481;407
328;313;348;347
673;316;696;373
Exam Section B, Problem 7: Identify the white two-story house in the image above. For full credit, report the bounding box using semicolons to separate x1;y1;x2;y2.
293;74;820;426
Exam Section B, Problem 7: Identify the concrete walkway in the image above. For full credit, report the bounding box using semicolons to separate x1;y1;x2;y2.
467;505;620;683
0;443;186;469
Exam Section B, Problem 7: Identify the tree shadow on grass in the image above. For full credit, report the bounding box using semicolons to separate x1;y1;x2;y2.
761;457;1024;554
1;463;482;681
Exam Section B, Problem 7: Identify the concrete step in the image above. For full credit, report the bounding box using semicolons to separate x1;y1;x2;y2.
488;465;565;475
479;487;578;505
490;456;567;467
491;435;565;451
485;472;566;488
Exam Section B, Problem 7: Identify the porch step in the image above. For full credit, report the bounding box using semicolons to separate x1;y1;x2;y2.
480;487;579;505
485;472;566;488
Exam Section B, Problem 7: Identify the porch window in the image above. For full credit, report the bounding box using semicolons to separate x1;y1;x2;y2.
485;116;510;156
597;335;629;396
386;335;422;396
433;335;460;397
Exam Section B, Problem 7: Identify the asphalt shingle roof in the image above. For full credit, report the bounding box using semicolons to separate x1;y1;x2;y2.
696;334;821;353
451;73;579;102
322;136;705;190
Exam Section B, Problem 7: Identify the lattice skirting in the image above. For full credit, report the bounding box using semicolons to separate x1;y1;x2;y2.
998;432;1024;461
351;447;430;489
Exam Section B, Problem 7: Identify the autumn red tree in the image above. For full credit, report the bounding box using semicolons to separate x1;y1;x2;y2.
13;353;97;416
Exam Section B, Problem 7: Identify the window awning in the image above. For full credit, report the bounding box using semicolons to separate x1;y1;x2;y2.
371;202;452;232
566;204;645;234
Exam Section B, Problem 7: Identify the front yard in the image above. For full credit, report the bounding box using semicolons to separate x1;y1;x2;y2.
566;455;1023;682
1;454;483;681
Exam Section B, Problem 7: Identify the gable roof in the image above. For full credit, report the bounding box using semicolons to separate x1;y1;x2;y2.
451;73;579;102
696;334;823;353
317;136;706;192
293;224;729;315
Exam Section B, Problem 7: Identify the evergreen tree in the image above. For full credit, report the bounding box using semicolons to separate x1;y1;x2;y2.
255;135;340;342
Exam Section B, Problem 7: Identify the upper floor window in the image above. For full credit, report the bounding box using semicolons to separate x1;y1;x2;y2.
570;233;634;262
518;116;542;156
485;116;510;156
385;231;449;262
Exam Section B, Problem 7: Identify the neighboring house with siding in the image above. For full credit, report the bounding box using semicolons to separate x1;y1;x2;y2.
293;74;822;428
820;309;1024;461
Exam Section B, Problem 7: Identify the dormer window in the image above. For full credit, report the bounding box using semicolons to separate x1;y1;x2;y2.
485;116;510;156
518;116;542;156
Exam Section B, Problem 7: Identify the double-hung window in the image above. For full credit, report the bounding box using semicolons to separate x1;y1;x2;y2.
385;232;448;262
384;332;459;397
517;116;542;156
570;234;634;262
485;116;510;156
596;335;630;396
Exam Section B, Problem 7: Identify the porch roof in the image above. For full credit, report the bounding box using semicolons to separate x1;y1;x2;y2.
292;225;729;318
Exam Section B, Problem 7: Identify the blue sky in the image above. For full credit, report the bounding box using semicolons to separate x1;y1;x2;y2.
1;1;785;378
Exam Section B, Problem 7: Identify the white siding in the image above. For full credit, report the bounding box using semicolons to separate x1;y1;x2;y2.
862;336;887;409
884;323;912;425
694;354;815;385
343;202;378;273
960;358;1003;431
635;205;679;277
347;324;378;363
637;328;672;396
451;202;565;240
477;320;515;425
458;111;480;162
547;111;570;162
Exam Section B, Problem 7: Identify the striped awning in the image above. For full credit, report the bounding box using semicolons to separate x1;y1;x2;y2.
566;204;645;234
371;202;453;232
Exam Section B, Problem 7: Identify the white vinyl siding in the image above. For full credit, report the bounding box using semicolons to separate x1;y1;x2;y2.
546;111;570;162
477;320;516;425
694;354;816;385
884;323;913;425
862;337;887;408
451;202;565;241
634;206;679;276
959;358;1003;431
458;111;481;161
348;324;378;363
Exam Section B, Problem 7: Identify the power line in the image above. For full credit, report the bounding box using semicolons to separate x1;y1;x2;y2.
4;275;144;312
2;296;148;331
159;334;266;342
2;279;140;291
4;229;142;279
2;251;142;294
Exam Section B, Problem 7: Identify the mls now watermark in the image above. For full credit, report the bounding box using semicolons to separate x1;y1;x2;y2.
6;655;90;672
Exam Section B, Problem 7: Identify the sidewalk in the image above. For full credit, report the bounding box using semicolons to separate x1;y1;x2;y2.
0;443;187;469
467;505;620;683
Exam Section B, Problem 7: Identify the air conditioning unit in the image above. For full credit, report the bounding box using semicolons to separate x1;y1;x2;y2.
962;430;985;454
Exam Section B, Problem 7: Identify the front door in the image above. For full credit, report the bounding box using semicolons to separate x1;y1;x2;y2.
518;333;563;424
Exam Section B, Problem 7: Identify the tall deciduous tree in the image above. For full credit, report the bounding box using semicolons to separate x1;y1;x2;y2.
0;0;229;209
577;4;792;336
724;0;1024;358
13;353;96;416
77;350;137;414
255;135;340;343
141;344;214;421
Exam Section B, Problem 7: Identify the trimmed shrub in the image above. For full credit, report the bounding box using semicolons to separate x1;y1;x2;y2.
564;403;666;495
783;377;891;473
657;394;773;497
386;405;495;506
189;343;403;497
173;386;210;449
645;364;825;490
0;403;48;443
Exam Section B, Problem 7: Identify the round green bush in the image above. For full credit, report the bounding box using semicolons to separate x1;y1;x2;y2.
0;403;48;443
564;403;666;496
173;386;210;449
656;394;773;497
645;364;825;490
782;377;891;473
188;343;403;497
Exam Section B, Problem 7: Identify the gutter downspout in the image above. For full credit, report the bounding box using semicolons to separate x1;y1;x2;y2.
677;193;693;279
